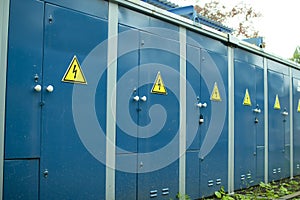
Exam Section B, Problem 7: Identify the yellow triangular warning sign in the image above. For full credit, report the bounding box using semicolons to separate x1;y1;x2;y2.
274;94;281;110
151;71;167;95
210;82;221;101
243;88;252;106
297;99;300;112
62;55;87;84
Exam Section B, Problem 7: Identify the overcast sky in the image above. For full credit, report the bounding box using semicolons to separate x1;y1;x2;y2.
171;0;300;59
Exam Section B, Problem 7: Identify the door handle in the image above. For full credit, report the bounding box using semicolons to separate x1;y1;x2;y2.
133;95;147;102
196;102;207;108
253;108;261;113
34;84;42;92
46;85;54;93
133;96;140;102
140;96;147;102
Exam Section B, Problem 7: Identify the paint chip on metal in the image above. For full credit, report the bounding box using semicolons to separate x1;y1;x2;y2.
151;71;167;95
274;94;281;110
210;82;221;101
62;55;87;84
243;88;252;106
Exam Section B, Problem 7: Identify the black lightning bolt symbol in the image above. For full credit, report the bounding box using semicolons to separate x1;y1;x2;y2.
158;79;161;90
73;64;77;79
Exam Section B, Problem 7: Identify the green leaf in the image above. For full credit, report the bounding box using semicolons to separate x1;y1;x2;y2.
220;186;226;194
259;182;266;188
215;191;222;198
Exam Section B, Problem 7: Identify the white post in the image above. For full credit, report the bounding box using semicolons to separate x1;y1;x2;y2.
227;46;235;194
179;26;187;196
289;68;294;179
0;0;10;199
106;2;118;200
264;58;269;183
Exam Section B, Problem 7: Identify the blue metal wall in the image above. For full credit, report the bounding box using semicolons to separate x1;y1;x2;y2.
4;0;300;199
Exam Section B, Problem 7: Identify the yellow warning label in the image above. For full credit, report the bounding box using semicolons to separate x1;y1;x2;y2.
274;94;281;110
151;71;167;95
297;99;300;112
243;88;252;106
62;55;87;84
210;82;221;101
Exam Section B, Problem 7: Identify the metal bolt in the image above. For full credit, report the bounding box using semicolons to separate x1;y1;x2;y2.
40;101;45;107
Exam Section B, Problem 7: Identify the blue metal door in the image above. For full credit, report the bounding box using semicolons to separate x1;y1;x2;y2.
116;25;139;200
293;76;300;176
255;67;265;181
186;44;201;199
268;68;290;181
199;50;228;197
234;52;264;189
40;4;108;199
137;31;180;200
5;0;43;160
116;28;180;200
186;45;228;198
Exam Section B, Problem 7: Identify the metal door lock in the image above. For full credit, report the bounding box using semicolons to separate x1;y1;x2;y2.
140;161;144;168
254;117;259;124
43;169;49;178
282;111;288;116
34;74;39;82
48;15;53;24
199;114;204;124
